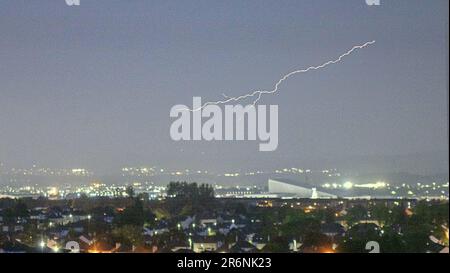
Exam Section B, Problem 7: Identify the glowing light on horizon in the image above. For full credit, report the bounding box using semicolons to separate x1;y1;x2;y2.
343;181;353;189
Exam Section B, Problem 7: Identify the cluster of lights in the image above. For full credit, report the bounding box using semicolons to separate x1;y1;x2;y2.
1;166;92;177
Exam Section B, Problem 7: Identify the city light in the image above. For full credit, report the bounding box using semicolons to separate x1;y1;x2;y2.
343;181;353;189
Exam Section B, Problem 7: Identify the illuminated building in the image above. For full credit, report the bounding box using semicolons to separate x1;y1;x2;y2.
268;178;337;198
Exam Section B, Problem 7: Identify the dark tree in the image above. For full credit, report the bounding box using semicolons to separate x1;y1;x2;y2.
126;186;135;198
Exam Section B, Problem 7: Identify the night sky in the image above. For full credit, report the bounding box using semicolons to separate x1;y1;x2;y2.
0;0;448;174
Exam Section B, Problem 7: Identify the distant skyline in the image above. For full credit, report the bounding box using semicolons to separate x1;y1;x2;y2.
0;0;448;175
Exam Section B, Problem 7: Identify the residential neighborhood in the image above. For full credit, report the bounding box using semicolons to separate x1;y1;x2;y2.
1;182;448;253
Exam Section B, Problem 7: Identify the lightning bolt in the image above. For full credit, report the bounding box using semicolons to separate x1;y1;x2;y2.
185;40;375;112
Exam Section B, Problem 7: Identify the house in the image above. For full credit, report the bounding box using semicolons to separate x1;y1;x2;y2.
192;236;223;253
429;235;449;253
29;213;47;221
77;235;94;252
14;225;24;232
426;239;448;253
199;218;217;227
143;221;169;236
246;233;268;250
347;223;381;238
170;241;192;253
218;222;240;235
172;248;195;253
180;216;194;230
79;235;94;245
29;208;48;221
154;237;192;253
64;222;85;234
229;240;257;253
196;226;213;236
47;213;64;226
47;227;70;239
320;223;345;237
1;224;24;233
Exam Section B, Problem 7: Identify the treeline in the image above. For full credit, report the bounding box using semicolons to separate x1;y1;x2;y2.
166;181;214;201
0;199;29;223
165;181;215;216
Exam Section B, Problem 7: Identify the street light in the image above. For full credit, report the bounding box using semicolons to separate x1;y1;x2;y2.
39;240;45;253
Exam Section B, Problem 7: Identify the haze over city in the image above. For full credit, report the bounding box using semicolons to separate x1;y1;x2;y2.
0;0;448;177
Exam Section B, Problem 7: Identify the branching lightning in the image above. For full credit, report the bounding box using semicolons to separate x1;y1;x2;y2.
185;40;375;112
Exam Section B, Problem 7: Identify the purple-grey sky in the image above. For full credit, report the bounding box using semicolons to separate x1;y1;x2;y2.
0;0;448;174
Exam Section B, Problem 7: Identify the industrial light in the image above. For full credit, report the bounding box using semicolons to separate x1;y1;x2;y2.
343;181;353;189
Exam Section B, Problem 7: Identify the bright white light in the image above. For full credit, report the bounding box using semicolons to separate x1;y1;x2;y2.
354;181;386;189
343;181;353;189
